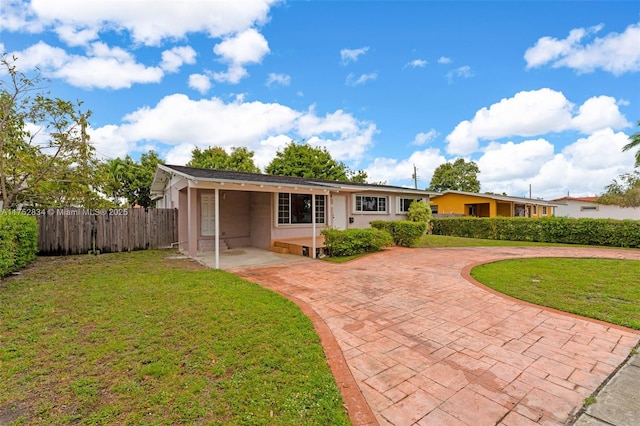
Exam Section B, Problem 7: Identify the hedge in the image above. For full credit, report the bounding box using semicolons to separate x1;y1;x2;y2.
321;228;393;257
370;220;427;247
431;216;640;248
0;213;39;277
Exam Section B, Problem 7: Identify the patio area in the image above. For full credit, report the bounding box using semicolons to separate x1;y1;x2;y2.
196;246;314;270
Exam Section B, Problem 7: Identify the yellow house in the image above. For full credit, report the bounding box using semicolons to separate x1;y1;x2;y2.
430;191;559;218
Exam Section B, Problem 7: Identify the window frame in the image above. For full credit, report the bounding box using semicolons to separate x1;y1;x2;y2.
353;194;389;214
277;193;326;225
397;197;423;214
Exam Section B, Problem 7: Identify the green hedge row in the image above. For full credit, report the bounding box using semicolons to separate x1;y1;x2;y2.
431;217;640;248
370;220;427;247
321;228;393;257
0;214;38;277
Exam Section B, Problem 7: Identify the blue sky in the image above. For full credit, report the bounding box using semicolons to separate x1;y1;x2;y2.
1;0;639;199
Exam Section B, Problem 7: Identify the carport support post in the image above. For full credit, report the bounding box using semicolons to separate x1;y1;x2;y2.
215;188;220;270
312;194;316;259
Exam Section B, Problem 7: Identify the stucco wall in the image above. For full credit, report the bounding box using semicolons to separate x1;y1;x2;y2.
555;200;640;220
250;192;272;249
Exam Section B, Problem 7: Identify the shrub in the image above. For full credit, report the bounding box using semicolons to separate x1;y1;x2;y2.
370;220;427;247
0;213;38;277
407;200;432;223
431;216;640;248
321;228;392;257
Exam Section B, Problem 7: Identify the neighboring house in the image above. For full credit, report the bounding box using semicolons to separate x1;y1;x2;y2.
150;164;438;267
430;190;559;218
551;196;640;220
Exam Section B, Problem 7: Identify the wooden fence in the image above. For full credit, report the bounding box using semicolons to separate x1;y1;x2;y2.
37;208;178;255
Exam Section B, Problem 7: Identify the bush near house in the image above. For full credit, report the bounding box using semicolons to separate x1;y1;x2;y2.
370;220;427;247
0;213;38;277
431;217;640;248
321;228;393;256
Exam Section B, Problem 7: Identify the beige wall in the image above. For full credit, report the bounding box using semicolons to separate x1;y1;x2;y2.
250;192;272;249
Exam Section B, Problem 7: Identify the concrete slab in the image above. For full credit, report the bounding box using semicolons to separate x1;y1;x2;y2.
197;247;313;270
582;363;640;426
630;354;640;368
573;416;615;426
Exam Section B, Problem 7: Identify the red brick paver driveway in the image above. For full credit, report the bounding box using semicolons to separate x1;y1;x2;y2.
232;247;640;426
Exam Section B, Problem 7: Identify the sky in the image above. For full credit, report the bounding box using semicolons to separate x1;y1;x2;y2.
1;0;639;199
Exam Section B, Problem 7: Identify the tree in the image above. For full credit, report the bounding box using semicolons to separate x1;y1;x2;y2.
265;141;367;182
98;151;163;208
0;55;102;208
622;120;640;168
598;170;640;207
186;146;260;173
428;159;480;192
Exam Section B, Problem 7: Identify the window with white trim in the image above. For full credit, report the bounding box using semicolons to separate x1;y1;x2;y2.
201;193;215;236
354;195;388;213
397;197;423;213
542;206;548;215
277;193;325;224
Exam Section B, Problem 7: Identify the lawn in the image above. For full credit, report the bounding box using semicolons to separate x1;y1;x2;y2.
471;257;640;330
0;250;349;425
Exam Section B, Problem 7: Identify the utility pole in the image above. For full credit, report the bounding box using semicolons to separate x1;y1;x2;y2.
412;164;418;189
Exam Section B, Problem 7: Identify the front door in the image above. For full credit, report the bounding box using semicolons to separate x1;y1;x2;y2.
332;195;347;230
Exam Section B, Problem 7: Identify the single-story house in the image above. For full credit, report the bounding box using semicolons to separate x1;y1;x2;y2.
551;196;640;220
150;164;439;268
430;190;560;218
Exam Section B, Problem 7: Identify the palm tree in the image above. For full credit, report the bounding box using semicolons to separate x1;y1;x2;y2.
622;120;640;167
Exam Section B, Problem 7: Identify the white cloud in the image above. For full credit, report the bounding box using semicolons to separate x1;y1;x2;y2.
411;130;439;146
90;94;377;169
571;95;630;133
437;56;452;64
525;22;640;75
340;47;369;64
446;65;473;83
346;72;378;86
477;128;635;198
54;25;99;46
188;73;212;94
366;149;447;187
160;46;197;73
266;72;291;87
405;59;427;68
9;0;277;46
212;28;270;83
445;88;631;155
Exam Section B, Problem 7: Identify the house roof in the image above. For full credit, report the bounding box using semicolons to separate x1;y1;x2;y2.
151;164;440;197
431;190;562;206
551;196;600;203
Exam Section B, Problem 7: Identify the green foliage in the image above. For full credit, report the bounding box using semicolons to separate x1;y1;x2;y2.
1;55;105;209
407;200;432;223
428;158;480;192
431;216;640;248
598;170;640;207
370;220;427;247
99;151;163;208
266;141;356;182
622;120;640;168
0;213;38;277
186;146;260;173
321;228;392;256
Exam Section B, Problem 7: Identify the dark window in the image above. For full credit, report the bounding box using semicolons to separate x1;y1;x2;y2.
278;193;325;224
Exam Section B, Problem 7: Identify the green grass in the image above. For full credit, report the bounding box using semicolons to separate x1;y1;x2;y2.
416;234;585;248
471;258;640;330
0;250;349;425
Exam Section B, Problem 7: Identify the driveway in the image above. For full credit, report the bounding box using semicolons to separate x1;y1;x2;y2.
231;246;640;426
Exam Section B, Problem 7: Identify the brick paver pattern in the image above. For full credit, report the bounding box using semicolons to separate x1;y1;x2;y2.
233;246;640;426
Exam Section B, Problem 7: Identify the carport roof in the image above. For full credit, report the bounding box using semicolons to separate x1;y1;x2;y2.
152;164;441;196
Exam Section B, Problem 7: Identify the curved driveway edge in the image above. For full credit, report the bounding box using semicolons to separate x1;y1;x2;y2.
231;246;640;426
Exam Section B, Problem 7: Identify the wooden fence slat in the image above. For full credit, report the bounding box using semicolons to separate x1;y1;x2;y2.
36;208;178;255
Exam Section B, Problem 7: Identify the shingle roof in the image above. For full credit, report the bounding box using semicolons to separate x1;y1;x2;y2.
160;164;439;195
